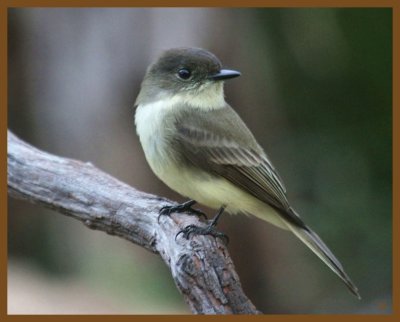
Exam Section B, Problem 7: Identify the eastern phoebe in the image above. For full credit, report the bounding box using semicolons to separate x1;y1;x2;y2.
134;47;360;299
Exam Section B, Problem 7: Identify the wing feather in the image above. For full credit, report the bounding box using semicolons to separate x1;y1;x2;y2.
175;125;304;227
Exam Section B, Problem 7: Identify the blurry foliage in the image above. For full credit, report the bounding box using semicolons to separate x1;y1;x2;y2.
257;8;392;296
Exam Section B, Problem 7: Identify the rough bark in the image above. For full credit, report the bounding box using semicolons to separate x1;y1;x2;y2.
7;130;261;314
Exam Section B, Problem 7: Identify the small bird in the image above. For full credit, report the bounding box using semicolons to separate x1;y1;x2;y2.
134;47;360;299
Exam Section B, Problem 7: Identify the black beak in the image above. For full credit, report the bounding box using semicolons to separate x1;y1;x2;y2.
209;69;241;81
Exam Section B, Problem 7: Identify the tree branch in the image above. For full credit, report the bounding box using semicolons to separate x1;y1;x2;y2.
7;130;260;314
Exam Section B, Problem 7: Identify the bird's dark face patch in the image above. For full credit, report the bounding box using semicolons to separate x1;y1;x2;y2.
147;47;223;92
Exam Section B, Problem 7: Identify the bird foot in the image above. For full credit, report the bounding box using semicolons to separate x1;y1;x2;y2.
176;222;229;244
158;200;208;223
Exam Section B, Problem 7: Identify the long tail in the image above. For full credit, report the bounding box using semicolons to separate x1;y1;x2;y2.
283;218;361;299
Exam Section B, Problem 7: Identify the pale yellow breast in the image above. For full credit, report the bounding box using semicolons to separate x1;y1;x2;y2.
135;95;287;230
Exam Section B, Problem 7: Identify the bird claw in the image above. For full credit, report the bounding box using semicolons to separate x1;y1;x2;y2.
158;201;208;223
175;224;229;244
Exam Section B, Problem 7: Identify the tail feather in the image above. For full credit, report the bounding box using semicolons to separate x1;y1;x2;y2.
284;220;361;299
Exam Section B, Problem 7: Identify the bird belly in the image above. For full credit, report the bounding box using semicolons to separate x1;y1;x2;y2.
154;162;288;230
135;102;288;230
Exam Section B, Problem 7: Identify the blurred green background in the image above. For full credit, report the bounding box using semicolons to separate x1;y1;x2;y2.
8;8;392;314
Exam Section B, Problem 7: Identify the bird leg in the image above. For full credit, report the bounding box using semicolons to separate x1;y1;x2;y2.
176;206;229;244
158;199;208;222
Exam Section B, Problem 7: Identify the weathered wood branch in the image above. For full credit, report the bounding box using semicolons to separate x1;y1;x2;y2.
7;130;260;314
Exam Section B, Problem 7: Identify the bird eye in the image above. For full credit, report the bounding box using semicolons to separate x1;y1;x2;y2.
177;68;192;80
